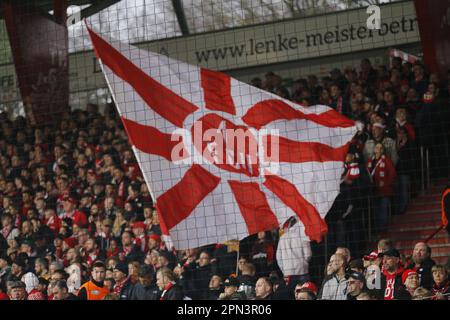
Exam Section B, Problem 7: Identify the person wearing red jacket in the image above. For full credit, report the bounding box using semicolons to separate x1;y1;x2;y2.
367;143;397;232
43;208;61;235
60;196;88;228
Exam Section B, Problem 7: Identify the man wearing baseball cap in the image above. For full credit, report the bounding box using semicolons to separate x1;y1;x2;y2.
379;248;405;300
294;281;318;300
218;276;246;300
346;271;366;300
8;281;27;300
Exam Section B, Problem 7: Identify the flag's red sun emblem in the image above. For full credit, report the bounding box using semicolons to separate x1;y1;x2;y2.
86;25;356;245
191;113;260;178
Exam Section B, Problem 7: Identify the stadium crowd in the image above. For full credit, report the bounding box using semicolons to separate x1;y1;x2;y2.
0;57;449;300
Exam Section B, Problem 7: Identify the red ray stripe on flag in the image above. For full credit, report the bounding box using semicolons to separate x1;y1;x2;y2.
228;180;279;235
242;99;354;130
86;26;198;128
121;117;189;161
156;165;221;233
263;175;328;242
264;135;350;163
201;69;236;115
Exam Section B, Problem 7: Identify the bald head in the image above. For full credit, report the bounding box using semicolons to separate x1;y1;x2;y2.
327;254;346;276
413;242;431;265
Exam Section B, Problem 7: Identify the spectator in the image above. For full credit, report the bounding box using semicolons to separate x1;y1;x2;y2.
52;280;79;300
329;83;349;115
379;249;404;300
96;219;113;251
395;126;416;215
367;142;397;232
254;277;273;300
398;269;419;299
183;250;214;300
128;260;140;284
348;259;364;274
251;231;275;277
130;264;159;300
1;214;19;242
60;195;88;229
218;276;246;300
345;271;366;300
157;267;184;300
22;272;45;300
364;123;399;166
78;261;108;300
112;262;134;300
237;261;256;299
319;254;348;300
405;242;436;289
431;265;450;300
8;280;27;300
335;247;351;264
0;255;12;286
204;275;223;300
377;239;394;253
37;277;49;299
120;231;143;264
294;282;317;301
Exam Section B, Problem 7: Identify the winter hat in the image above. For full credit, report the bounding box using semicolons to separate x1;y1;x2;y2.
113;262;128;276
402;269;418;284
21;272;39;294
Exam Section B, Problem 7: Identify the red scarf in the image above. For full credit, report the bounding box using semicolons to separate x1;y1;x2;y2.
160;282;175;300
432;281;450;300
0;226;12;239
114;276;130;296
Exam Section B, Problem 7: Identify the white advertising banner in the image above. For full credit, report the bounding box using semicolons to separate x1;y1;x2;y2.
0;1;419;104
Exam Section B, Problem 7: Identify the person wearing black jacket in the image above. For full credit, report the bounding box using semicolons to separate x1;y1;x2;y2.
395;126;416;215
121;231;144;264
406;242;436;290
203;275;223;300
254;277;273;300
112;262;134;300
346;271;366;300
52;280;80;300
379;249;405;300
130;265;159;300
157;267;184;300
183;251;214;300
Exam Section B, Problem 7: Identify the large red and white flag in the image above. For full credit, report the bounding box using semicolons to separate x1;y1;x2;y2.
86;25;356;250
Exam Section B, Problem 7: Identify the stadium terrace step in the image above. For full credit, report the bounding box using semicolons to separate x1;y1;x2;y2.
377;177;449;264
394;237;450;249
407;203;440;212
389;216;442;227
386;220;441;230
390;212;441;224
433;257;449;265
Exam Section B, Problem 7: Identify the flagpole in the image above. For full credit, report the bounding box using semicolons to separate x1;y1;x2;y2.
235;242;240;276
